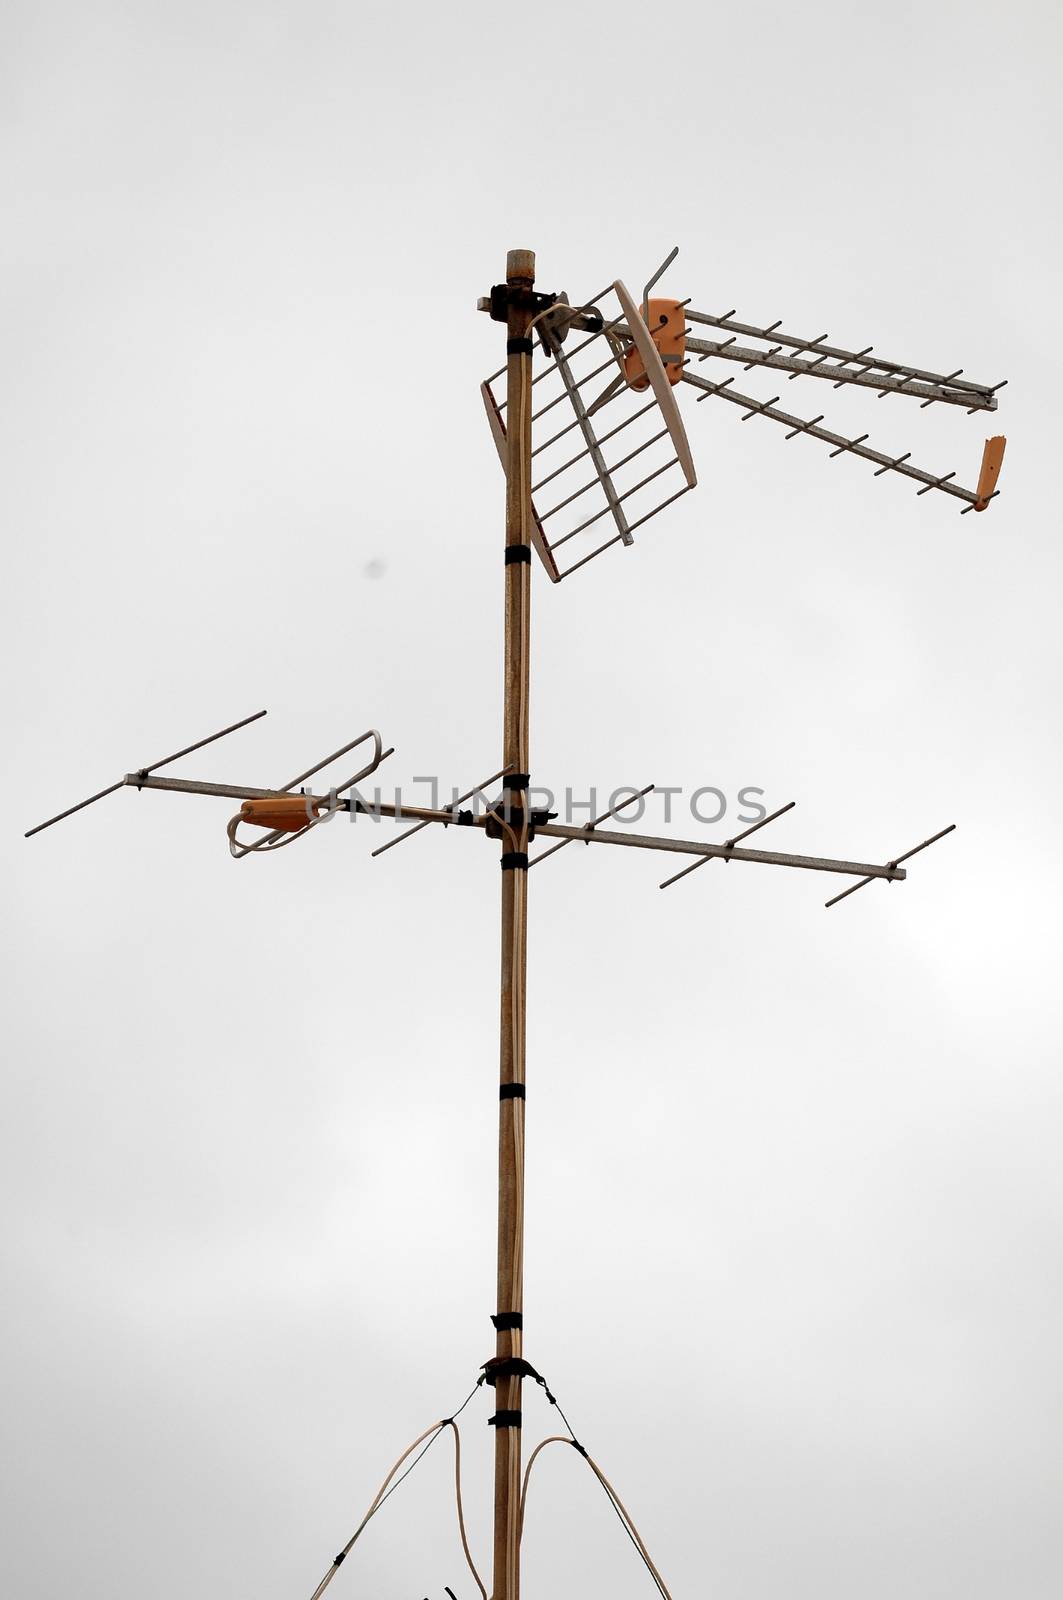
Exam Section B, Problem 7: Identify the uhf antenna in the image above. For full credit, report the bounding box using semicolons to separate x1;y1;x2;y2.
480;248;1006;585
26;246;1006;1600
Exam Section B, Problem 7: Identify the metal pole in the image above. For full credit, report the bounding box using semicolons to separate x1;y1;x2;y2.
493;246;534;1600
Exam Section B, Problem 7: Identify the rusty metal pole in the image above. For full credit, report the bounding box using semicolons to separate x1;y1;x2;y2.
492;246;535;1600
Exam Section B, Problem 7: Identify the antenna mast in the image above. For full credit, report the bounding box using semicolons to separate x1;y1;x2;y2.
493;246;536;1600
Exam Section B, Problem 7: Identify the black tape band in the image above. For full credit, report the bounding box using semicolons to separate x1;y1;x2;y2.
333;1552;347;1567
504;544;531;565
500;851;528;871
504;773;530;790
489;1410;522;1428
492;1311;523;1331
500;1082;526;1100
507;337;534;355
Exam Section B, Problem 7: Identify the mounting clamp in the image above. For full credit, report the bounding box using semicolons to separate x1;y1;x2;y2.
480;283;560;322
481;1355;544;1386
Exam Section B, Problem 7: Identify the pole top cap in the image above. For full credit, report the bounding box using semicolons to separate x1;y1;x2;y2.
506;249;535;284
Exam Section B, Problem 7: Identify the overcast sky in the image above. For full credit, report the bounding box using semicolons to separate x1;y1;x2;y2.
4;3;1062;1597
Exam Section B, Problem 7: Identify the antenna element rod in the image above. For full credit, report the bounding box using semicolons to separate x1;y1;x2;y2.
24;708;267;838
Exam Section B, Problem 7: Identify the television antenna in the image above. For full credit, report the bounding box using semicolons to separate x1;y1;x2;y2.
26;247;1006;1599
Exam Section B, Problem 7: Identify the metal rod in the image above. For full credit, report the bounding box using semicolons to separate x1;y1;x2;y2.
124;774;287;802
824;873;877;909
371;765;512;857
877;371;918;399
24;708;268;837
829;433;870;459
920;368;963;408
695;375;736;402
556;484;693;580
658;800;796;888
960;490;1000;515
550;457;681;551
741;395;782;421
824;824;955;908
138;709;268;776
917;471;956;496
683;335;994;409
126;767;382;807
529;784;656;867
540;327;632;544
784;414;825;440
24;778;125;839
117;772;919;889
557;528;629;577
832;348;874;387
889;823;956;866
283;729;381;791
530;353;616;424
680;372;983;508
533;819;906;880
531;399;657;494
123;772;489;829
745;341;784;370
539;428;669;523
684;308;999;405
641;245;679;320
785;331;829;364
966;380;1007;414
531;393;626;458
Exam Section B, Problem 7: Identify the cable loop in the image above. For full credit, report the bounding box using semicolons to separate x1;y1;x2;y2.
305;1379;486;1600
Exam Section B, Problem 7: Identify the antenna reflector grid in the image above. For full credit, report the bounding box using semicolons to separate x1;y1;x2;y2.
481;280;697;582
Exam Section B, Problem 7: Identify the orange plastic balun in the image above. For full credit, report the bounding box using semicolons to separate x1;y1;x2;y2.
624;298;686;392
239;794;320;832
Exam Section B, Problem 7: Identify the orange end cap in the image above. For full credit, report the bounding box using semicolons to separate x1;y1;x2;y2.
974;435;1006;511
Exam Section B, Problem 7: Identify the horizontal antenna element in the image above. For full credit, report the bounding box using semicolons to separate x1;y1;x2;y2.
372;765;514;858
658;800;796;889
681;369;1003;511
824;824;956;908
24;708;268;838
529;784;656;867
684;307;1002;409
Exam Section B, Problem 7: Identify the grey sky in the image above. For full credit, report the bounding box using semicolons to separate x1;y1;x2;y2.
4;2;1062;1597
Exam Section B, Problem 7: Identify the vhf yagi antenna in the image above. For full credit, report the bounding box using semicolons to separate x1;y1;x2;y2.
26;246;1007;1600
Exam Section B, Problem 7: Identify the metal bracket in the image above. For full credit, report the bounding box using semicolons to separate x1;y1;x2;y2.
480;283;562;323
642;245;679;323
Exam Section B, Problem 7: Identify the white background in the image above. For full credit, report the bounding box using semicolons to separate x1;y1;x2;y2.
3;3;1061;1596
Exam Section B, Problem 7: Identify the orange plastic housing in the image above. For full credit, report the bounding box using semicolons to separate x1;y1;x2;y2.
624;298;686;392
240;795;319;832
974;435;1006;511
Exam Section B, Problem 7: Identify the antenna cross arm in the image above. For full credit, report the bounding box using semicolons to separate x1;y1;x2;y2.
121;772;481;831
117;776;910;887
680;371;995;509
683;335;996;410
683;309;1001;407
532;820;906;882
